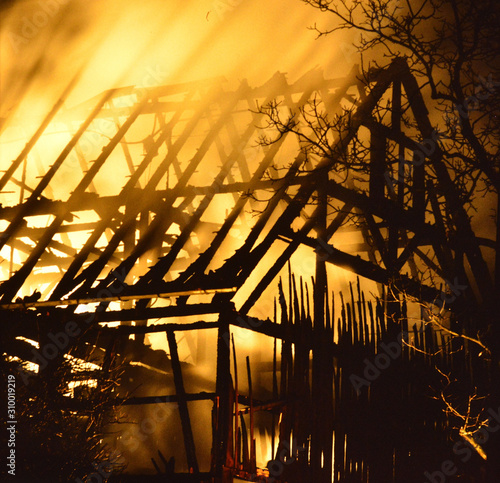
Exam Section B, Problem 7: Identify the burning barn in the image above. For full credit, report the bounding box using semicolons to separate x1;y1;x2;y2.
1;1;498;482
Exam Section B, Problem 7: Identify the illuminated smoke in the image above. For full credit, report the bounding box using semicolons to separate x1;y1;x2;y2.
0;0;361;477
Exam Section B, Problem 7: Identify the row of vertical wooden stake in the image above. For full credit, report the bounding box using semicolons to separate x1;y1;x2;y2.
216;275;484;482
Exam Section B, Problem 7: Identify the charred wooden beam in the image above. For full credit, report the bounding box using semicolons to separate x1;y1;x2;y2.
107;472;211;482
1;308;220;348
363;212;390;268
369;125;386;202
50;95;197;301
0;287;236;311
166;329;199;474
0;88;117;252
232;335;239;470
0;176;324;224
282;228;444;305
0;93;154;303
96;319;220;335
326;178;437;238
412;149;426;224
237;399;285;415
239;208;319;314
57;72;348;124
0;76;79;190
177;124;288;287
212;310;232;478
135;124;246;288
325;202;353;240
399;60;493;299
246;356;256;474
84;84;249;304
119;392;216;405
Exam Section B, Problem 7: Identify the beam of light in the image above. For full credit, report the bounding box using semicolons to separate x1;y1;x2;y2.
0;0;366;477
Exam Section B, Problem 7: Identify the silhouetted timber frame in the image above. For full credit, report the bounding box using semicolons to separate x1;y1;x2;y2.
0;58;492;481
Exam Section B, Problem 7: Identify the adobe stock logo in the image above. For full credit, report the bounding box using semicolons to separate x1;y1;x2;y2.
384;129;441;190
209;0;245;23
349;330;414;395
267;438;307;482
7;0;69;53
423;406;500;482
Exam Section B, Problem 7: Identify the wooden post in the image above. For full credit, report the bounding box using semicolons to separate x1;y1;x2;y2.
166;329;199;475
369;126;387;202
311;173;330;482
246;356;256;475
232;335;239;472
212;310;232;480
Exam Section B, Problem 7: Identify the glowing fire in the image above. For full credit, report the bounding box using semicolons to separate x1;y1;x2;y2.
0;1;375;479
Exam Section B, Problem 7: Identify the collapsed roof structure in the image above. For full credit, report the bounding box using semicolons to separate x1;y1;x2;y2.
0;58;490;481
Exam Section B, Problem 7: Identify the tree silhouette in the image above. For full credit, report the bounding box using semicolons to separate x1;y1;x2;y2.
256;0;500;479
